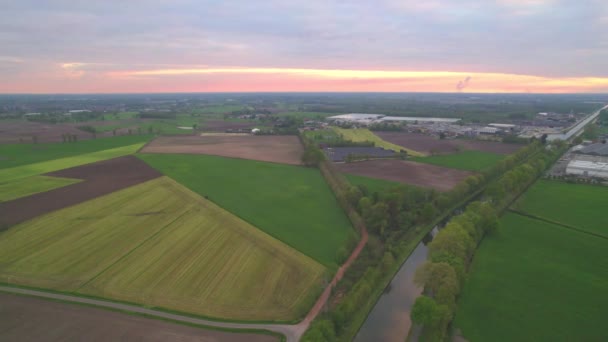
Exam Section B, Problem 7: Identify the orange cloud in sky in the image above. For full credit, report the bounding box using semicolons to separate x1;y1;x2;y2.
2;65;608;93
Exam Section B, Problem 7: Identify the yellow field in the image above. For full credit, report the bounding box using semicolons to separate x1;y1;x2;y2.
0;177;325;321
332;127;425;156
0;176;81;202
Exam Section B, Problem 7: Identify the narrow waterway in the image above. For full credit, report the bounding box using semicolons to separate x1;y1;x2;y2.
353;228;438;342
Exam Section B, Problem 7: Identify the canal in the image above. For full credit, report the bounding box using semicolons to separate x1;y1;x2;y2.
353;227;438;342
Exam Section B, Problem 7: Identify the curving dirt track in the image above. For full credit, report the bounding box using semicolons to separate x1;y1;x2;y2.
0;156;161;229
336;159;475;192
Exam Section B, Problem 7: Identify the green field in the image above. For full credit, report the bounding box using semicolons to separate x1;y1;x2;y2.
454;213;608;341
332;127;424;156
139;154;355;267
344;174;402;194
0;176;81;202
0;143;145;182
514;180;608;236
0;177;324;321
102;111;139;120
0;135;152;170
411;150;504;171
277;111;336;119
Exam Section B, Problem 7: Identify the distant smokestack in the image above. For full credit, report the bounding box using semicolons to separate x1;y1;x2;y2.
456;76;471;91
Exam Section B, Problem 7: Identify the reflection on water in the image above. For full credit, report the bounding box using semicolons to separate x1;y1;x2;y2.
354;227;439;342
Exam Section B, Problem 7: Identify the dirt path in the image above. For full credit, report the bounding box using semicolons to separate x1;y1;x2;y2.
0;223;368;342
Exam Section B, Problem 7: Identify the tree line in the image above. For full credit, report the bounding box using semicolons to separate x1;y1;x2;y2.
410;141;567;341
300;135;557;341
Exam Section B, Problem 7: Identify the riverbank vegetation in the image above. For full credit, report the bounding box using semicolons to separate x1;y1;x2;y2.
299;135;552;341
410;140;567;341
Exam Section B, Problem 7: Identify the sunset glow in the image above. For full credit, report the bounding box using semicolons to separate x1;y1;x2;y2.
1;0;607;93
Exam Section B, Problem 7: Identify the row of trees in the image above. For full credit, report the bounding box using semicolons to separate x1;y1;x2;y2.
300;134;559;341
410;141;567;341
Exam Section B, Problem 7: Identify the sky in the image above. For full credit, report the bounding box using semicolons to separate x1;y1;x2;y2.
1;0;607;93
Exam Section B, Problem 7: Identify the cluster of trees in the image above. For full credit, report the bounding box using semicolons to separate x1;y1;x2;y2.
300;132;564;342
411;201;498;341
411;142;566;341
368;122;404;131
61;134;79;143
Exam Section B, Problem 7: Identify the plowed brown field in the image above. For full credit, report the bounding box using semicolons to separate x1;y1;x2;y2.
0;155;161;228
336;159;475;191
376;132;521;155
141;135;303;165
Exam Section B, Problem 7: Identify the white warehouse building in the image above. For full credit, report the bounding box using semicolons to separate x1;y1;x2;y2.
566;160;608;179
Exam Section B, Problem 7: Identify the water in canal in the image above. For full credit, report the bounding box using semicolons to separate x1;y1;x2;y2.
354;228;438;342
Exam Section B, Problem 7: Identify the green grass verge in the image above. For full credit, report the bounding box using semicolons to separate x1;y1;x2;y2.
138;153;355;268
344;174;403;194
513;180;608;236
0;135;152;170
0;177;324;321
411;150;504;171
0;175;81;202
454;213;608;342
0;143;146;182
332;127;424;156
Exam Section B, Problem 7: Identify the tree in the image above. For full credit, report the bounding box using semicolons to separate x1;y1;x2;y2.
428;222;474;261
414;262;459;303
411;296;441;325
419;202;437;224
301;146;324;166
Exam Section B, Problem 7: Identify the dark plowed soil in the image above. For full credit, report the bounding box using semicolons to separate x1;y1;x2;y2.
0;156;161;229
376;132;521;155
336;159;475;192
202;120;256;131
0;293;278;342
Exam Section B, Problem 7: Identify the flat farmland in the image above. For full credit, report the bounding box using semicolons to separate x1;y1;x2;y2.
335;159;475;192
0;156;161;228
454;213;608;342
0;142;147;183
513;180;608;236
139;153;355;267
201;119;256;131
0;177;324;321
0;135;152;170
344;174;403;194
0;293;278;342
0;121;94;144
0;175;81;202
411;150;505;171
375;132;521;155
141;135;304;165
332;128;424;156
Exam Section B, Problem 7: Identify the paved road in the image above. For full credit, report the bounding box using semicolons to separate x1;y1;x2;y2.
0;286;300;342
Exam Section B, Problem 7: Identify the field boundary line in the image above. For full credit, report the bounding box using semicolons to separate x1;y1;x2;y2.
0;285;290;342
508;209;608;241
75;209;192;291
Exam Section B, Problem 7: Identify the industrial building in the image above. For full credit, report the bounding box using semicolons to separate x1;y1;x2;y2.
326;113;461;125
566;160;608;179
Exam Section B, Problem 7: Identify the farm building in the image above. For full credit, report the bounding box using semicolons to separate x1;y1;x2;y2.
323;147;398;162
576;143;608;156
566;160;608;179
